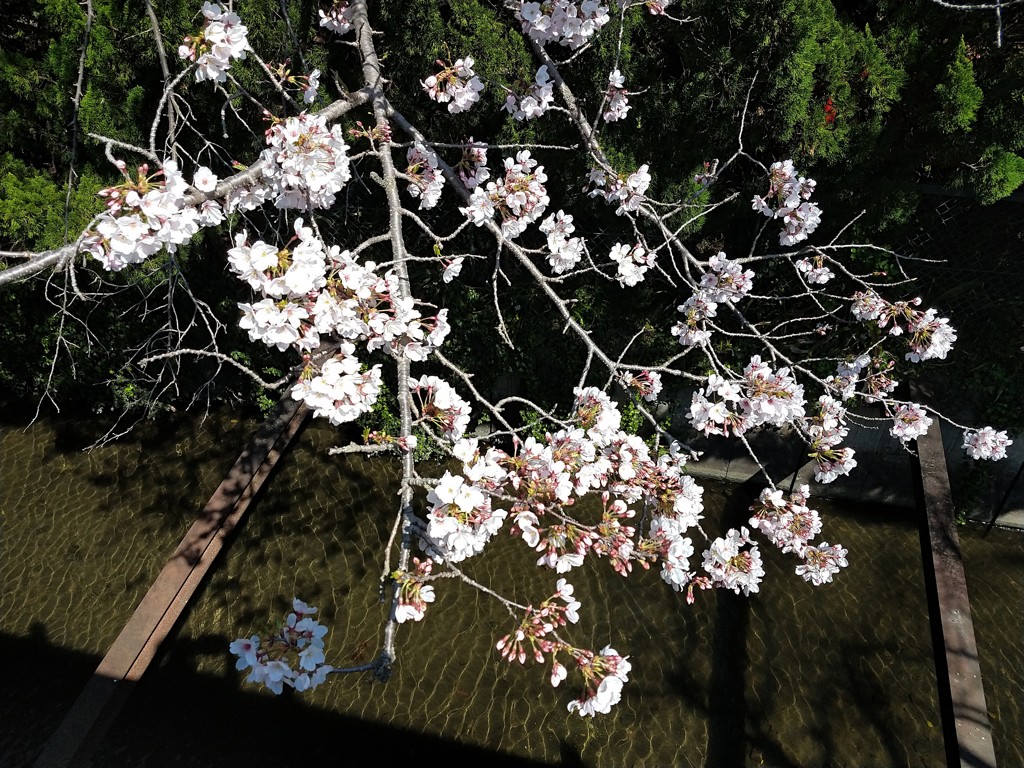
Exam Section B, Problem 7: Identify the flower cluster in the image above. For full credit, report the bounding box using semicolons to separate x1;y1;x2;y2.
410;375;471;442
889;402;933;443
799;395;857;483
423;470;508;562
689;356;806;438
608;242;654;286
539;210;585;274
751;159;822;246
413;378;867;713
455;139;490;190
585;164;651;215
512;0;611;49
701;527;766;596
646;513;696;592
496;579;581;667
318;1;354;34
963;427;1013;461
671;293;716;347
701;252;754;303
230;218;326;302
260;112;352;210
749;485;848;585
393;558;436;623
803;394;847;447
366;297;451;363
567;646;631;716
229;598;333;694
796;542;850;586
83;160;217;271
430;389;707;592
851;292;957;363
642;472;703;593
503;66;555;121
230;221;450;423
406;143;446;209
178;2;249;83
670;254;755;347
603;69;630;122
422;57;484;113
292;346;383;425
749;486;821;553
812;445;858;484
622;370;662;402
796;255;835;285
906;308;958;363
827;355;898;404
230;220;337;353
462;151;550;238
236;298;308;352
494;583;629;717
827;356;868;401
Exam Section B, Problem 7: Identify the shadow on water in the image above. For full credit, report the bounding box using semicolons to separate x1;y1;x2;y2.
0;629;557;768
703;477;757;768
7;412;1024;766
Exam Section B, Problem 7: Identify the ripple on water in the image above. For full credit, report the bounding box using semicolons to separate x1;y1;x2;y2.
7;415;1021;766
0;411;251;764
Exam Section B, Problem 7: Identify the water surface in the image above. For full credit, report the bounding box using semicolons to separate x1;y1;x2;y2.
3;413;1019;766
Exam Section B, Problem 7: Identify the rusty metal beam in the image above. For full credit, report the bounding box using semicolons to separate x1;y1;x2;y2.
917;426;998;768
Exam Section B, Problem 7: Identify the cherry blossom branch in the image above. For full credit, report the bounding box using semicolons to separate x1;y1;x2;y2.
926;0;1024;46
63;0;93;244
0;90;374;288
137;348;292;389
351;0;422;672
145;0;179;153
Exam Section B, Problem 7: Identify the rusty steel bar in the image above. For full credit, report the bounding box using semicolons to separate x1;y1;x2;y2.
917;425;998;768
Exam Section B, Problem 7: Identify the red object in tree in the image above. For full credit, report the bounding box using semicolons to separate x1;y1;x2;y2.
823;97;838;126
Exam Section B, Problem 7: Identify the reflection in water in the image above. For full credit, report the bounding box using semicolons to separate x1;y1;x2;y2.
2;412;1020;766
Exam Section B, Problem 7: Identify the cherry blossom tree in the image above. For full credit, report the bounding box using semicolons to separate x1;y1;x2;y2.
0;0;1011;718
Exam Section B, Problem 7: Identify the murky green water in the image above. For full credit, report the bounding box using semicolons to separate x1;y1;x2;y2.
1;412;1020;766
960;524;1024;766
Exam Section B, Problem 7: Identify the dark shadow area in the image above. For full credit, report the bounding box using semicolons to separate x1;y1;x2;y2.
960;523;1024;766
96;638;561;768
704;589;751;768
0;629;558;768
0;626;104;768
703;476;759;768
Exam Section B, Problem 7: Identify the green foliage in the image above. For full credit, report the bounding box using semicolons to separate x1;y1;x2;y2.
520;408;550;443
934;37;983;134
227;351;284;416
359;379;403;438
619;400;642;436
0;154;103;250
965;146;1024;204
768;4;906;164
108;367;145;412
3;0;1024;424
